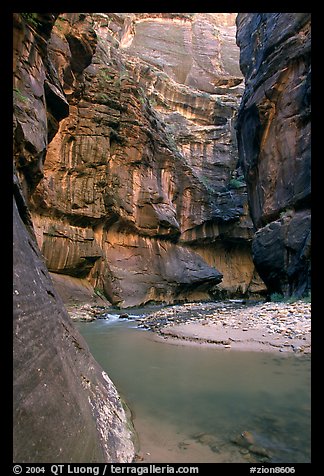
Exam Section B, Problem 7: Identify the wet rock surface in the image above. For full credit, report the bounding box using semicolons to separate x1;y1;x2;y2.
230;431;270;461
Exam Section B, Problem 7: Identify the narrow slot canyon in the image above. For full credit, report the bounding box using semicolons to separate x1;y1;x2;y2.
13;13;311;464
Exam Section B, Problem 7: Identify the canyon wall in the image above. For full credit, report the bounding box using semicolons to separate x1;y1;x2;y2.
236;13;311;297
30;13;265;307
13;13;135;462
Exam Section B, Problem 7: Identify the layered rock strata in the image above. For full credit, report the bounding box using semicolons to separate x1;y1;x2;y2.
13;13;135;462
236;13;311;297
30;13;265;307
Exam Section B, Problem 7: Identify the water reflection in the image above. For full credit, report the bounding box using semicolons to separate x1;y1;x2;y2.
76;318;311;463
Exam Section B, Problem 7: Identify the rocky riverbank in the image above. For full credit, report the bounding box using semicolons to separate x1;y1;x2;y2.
141;300;311;353
68;299;311;354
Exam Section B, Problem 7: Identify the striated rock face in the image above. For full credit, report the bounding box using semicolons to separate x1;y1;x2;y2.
13;13;135;462
236;13;311;297
30;13;265;307
120;13;241;93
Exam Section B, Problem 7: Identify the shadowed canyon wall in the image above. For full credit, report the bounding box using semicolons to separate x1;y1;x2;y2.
13;13;135;462
30;13;265;307
236;13;311;297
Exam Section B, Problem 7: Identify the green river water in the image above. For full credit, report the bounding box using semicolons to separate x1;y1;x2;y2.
75;310;311;463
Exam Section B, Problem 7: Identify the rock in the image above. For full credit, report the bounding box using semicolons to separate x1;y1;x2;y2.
236;13;311;298
119;313;129;319
239;448;250;455
178;441;190;450
292;345;303;353
241;431;255;445
231;431;270;458
193;432;218;446
193;432;222;453
248;445;270;458
231;430;255;447
252;211;311;298
242;453;254;461
210;444;220;453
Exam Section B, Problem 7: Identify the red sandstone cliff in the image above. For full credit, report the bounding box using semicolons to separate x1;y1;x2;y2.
29;13;265;307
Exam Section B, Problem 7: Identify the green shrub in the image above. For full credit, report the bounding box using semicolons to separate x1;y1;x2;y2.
302;292;311;303
149;96;157;107
198;175;215;193
94;288;105;299
99;69;114;82
46;225;58;237
229;178;245;189
21;13;40;28
13;88;29;103
270;292;285;302
270;292;311;304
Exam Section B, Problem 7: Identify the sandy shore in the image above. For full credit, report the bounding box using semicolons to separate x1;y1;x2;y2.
68;299;311;354
139;300;311;353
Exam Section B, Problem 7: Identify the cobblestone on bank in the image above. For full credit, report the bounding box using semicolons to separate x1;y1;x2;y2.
138;300;311;353
67;303;108;321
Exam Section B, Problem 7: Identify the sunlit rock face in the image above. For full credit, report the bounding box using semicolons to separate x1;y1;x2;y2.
13;13;135;462
30;12;266;307
236;13;311;297
120;13;241;92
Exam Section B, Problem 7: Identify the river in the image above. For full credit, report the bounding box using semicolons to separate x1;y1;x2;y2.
75;309;311;463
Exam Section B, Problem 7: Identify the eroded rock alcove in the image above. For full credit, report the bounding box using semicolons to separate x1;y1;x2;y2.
28;13;266;308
